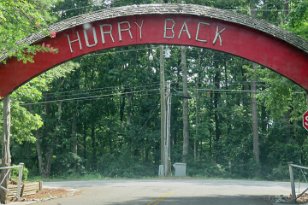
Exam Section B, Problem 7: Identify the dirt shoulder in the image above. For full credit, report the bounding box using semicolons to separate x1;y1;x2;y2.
10;188;79;204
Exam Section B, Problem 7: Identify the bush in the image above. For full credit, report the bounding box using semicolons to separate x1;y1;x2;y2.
97;152;156;178
11;164;29;181
52;152;86;176
265;164;289;180
188;160;228;177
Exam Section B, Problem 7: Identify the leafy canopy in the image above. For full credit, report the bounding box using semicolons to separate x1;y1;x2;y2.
0;0;59;63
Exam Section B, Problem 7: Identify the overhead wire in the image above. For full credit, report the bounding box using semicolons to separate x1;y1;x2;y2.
20;88;160;106
174;88;306;95
20;84;305;106
87;46;160;57
43;82;160;97
41;81;265;100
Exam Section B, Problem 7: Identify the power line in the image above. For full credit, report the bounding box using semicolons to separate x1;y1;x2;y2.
44;82;160;97
87;46;160;57
21;88;160;106
33;82;304;105
174;88;306;94
20;84;305;106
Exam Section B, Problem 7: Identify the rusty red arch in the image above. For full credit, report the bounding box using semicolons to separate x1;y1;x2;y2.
0;4;307;99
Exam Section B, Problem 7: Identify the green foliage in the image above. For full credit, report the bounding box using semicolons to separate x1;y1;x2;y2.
188;161;228;178
255;68;306;121
5;62;79;145
265;164;290;180
3;0;308;181
97;152;156;178
11;103;43;144
11;165;29;181
0;0;60;63
52;152;86;176
287;0;308;39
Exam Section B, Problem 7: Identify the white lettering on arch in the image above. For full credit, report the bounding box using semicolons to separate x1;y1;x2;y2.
195;22;209;43
84;27;98;48
67;32;82;53
164;18;175;39
213;26;226;46
118;21;133;41
100;24;115;44
178;21;191;39
134;20;144;40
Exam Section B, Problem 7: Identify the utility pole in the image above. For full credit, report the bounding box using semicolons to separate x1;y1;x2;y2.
160;45;166;170
160;46;172;176
250;0;260;174
164;81;171;176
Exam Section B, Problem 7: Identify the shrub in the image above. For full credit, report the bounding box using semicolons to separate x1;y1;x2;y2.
11;164;29;181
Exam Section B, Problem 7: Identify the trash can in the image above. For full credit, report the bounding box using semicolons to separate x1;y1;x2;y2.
173;163;186;177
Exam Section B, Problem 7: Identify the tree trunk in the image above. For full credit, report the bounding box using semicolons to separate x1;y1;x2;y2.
71;106;78;155
194;51;202;162
35;102;56;178
181;46;189;163
213;61;221;161
83;123;87;160
126;87;133;154
126;88;132;125
44;148;53;177
120;89;126;122
36;132;54;178
251;68;260;167
91;122;97;171
209;91;214;157
36;130;44;176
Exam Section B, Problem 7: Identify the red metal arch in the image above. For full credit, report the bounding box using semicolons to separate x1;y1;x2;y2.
0;5;307;98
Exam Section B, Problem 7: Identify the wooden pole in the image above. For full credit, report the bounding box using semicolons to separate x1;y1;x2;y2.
2;96;11;167
1;96;11;204
160;45;166;172
16;163;24;199
289;163;296;203
165;81;171;176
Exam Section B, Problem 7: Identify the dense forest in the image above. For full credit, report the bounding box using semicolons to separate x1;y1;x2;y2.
0;0;307;180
